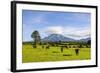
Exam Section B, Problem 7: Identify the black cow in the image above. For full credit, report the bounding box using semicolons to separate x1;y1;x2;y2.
46;45;50;49
75;48;79;55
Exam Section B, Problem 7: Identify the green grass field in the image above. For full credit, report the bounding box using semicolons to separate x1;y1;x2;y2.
22;44;91;63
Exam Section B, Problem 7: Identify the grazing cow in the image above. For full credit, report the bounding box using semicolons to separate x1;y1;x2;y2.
33;45;36;48
75;48;79;55
61;47;64;53
42;45;44;49
65;46;68;49
46;45;50;49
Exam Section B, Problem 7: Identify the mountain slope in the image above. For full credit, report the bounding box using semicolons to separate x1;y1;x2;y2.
42;34;75;42
79;37;91;42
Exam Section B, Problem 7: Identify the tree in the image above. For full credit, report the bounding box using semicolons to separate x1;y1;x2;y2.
31;30;41;48
87;40;91;48
87;40;91;45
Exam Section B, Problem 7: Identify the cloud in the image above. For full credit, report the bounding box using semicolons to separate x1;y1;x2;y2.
44;26;91;39
71;30;90;37
66;29;90;39
65;27;90;36
64;27;91;39
45;26;63;34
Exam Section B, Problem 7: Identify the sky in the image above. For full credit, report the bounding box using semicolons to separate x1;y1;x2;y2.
22;10;91;41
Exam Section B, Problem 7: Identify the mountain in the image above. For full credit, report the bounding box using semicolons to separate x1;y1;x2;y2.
79;37;91;42
42;34;75;42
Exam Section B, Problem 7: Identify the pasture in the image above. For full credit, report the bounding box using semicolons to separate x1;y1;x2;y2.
22;44;91;63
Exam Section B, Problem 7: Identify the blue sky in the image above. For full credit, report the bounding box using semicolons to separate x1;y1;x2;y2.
22;10;91;41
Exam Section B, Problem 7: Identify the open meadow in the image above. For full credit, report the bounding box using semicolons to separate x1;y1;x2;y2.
22;44;91;63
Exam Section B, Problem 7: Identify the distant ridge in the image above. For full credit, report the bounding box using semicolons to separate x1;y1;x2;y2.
42;34;75;42
79;37;91;42
23;34;91;43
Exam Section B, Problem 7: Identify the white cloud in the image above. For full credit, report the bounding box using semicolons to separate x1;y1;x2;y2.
64;27;91;39
45;26;63;34
44;26;91;39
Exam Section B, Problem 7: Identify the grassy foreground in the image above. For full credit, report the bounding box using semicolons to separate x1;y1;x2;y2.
22;44;91;63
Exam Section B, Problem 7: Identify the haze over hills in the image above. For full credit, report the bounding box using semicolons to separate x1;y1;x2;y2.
23;34;91;43
42;34;91;42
